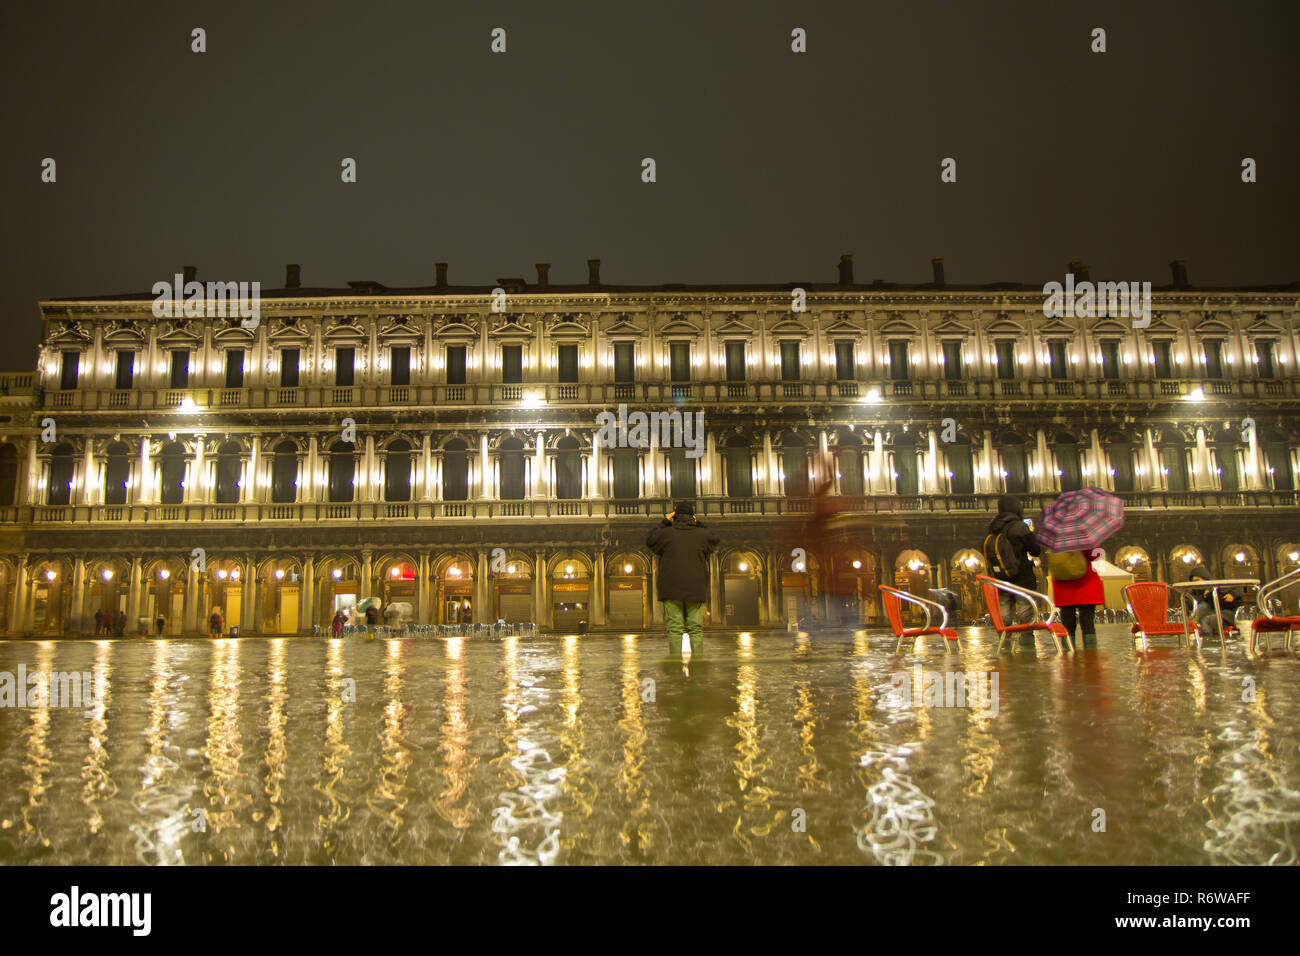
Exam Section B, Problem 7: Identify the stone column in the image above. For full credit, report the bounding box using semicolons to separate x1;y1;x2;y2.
138;439;152;504
648;558;661;624
302;555;315;633
243;556;258;632
190;436;206;504
183;560;199;632
927;428;940;494
127;555;143;634
981;430;995;494
474;549;487;624
480;434;492;499
589;436;602;499
12;562;29;634
359;551;372;603
422;434;433;501
364;435;377;503
305;437;317;503
416;552;430;624
252;567;264;634
708;552;724;626
82;442;96;505
534;549;548;629
761;430;775;496
592;551;606;627
533;432;546;498
1143;428;1160;491
69;557;87;634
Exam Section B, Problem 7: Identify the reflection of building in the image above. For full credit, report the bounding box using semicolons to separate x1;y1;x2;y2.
1;257;1298;634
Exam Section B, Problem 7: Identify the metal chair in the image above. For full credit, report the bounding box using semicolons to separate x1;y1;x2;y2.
1123;581;1194;648
1249;567;1300;653
878;584;959;653
978;575;1071;653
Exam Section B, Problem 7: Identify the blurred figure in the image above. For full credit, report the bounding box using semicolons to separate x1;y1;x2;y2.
1187;565;1241;637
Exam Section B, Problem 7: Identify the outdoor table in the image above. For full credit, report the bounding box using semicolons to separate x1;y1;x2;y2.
1170;578;1260;648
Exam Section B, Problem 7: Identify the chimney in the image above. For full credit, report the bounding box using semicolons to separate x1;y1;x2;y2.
183;265;196;285
535;263;550;288
1170;259;1189;289
435;262;448;289
587;259;601;285
837;254;854;285
285;264;301;289
931;258;946;287
1068;261;1090;282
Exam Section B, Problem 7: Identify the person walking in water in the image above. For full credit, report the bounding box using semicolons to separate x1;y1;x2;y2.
646;501;720;657
331;609;345;637
983;495;1043;643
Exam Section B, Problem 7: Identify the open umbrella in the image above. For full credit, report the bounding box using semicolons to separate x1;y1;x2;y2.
1035;487;1124;551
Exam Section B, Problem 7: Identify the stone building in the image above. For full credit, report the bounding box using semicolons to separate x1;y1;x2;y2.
0;257;1297;635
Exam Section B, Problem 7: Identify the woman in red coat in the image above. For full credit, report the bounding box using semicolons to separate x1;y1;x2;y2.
1048;547;1104;647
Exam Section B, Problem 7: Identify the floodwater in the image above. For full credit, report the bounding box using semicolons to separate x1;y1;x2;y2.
0;625;1297;865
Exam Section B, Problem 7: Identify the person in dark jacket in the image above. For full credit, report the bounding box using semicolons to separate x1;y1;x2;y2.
646;501;720;656
984;495;1043;630
1187;565;1241;637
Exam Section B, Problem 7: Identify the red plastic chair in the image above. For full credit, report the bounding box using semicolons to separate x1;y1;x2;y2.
1124;582;1194;648
879;585;959;653
977;575;1070;653
1249;567;1300;652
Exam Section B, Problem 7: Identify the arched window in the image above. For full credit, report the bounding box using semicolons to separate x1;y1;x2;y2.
1265;432;1294;491
1000;433;1028;494
48;443;74;506
216;442;242;504
725;435;752;498
105;441;130;505
893;433;919;496
1105;433;1135;492
612;447;639;500
159;441;186;505
1159;436;1189;492
1054;433;1081;492
328;441;355;502
272;440;298;504
555;436;582;499
442;439;469;501
0;443;17;506
947;436;974;495
1213;439;1240;492
499;437;525;500
781;433;809;497
667;449;695;500
835;431;864;496
384;439;412;502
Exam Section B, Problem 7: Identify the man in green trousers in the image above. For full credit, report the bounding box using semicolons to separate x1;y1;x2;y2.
646;501;721;656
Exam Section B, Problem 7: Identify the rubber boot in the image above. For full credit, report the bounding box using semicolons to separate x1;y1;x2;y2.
1082;632;1098;649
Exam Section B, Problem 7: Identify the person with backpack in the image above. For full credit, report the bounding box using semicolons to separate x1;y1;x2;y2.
1046;547;1104;648
209;608;223;637
983;495;1043;634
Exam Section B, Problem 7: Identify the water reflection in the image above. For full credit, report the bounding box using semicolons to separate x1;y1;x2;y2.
0;627;1297;865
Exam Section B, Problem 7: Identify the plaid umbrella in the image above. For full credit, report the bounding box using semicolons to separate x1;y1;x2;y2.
1035;488;1124;551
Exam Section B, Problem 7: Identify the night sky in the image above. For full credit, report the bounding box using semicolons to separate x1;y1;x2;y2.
3;0;1297;370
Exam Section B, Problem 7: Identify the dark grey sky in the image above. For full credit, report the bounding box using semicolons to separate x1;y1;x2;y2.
3;0;1297;370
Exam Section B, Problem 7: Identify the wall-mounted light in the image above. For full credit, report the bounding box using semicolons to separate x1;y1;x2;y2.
159;569;170;579
45;569;56;581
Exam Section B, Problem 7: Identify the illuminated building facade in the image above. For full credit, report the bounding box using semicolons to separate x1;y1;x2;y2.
0;258;1297;635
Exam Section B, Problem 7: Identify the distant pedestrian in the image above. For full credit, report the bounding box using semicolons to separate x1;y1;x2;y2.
365;603;379;641
209;609;223;637
155;612;166;636
93;609;103;635
331;610;345;637
646;500;720;656
112;609;126;636
983;495;1043;635
1048;547;1103;648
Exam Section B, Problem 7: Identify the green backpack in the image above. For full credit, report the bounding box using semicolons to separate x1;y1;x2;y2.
1046;550;1088;581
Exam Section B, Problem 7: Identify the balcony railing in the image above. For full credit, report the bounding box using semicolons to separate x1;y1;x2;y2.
33;375;1300;412
9;489;1297;527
